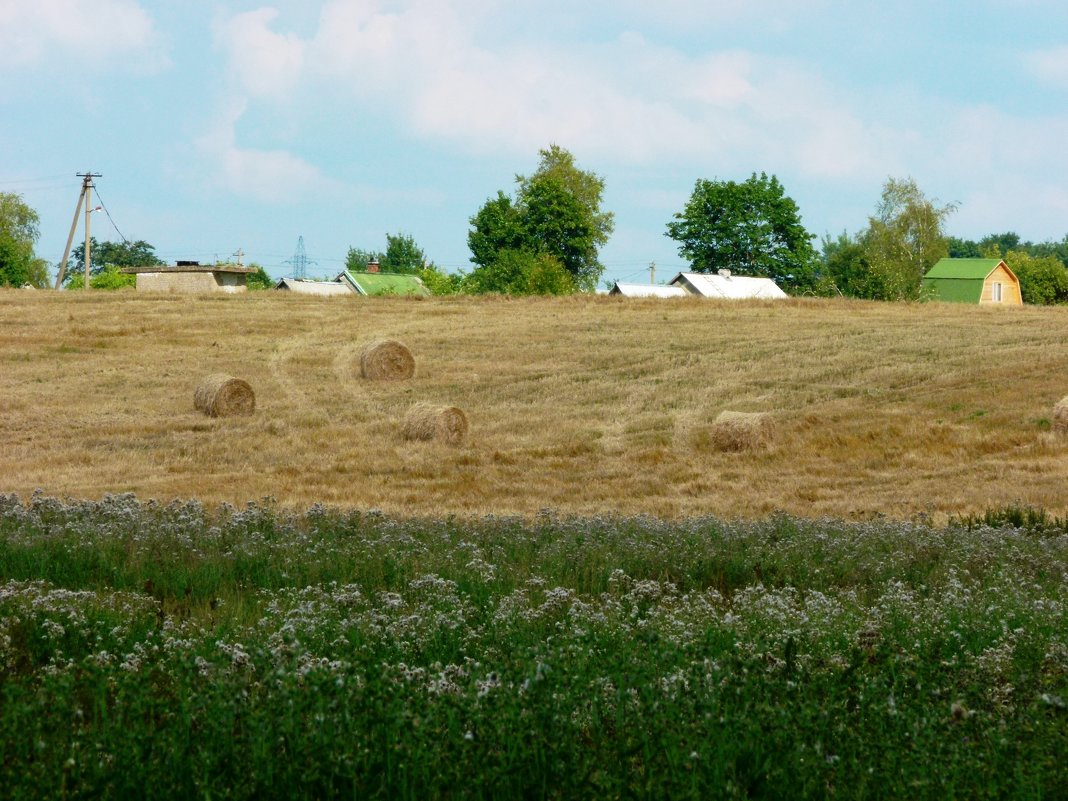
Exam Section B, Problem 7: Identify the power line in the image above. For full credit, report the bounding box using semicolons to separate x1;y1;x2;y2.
90;185;129;244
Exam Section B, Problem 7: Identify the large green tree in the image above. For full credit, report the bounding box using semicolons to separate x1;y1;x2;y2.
468;145;613;293
0;192;49;288
861;177;956;301
820;231;869;297
65;237;164;286
346;233;430;275
380;233;426;274
665;172;818;292
463;249;574;296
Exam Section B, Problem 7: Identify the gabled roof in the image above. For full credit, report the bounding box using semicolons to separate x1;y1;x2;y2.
609;282;687;298
924;258;1007;280
338;270;431;297
669;272;788;299
274;277;352;296
921;258;1017;304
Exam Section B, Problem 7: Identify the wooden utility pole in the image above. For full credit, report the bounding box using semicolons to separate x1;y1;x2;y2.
54;173;101;289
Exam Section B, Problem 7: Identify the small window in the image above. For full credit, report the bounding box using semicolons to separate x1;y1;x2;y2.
992;282;1003;302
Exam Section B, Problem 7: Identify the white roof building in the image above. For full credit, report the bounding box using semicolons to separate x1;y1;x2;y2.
669;271;788;299
608;282;688;298
274;277;353;296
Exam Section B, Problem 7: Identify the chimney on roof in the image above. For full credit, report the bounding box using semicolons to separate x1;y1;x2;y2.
718;268;731;278
367;258;380;273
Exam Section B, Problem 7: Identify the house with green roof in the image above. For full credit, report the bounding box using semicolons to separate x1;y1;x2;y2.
921;258;1022;305
337;270;431;297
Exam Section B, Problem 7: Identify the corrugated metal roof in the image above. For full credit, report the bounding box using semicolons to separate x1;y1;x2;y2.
670;272;788;299
274;278;352;296
339;271;431;297
609;283;688;298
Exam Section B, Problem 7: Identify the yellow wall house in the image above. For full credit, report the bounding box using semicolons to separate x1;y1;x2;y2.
921;258;1023;305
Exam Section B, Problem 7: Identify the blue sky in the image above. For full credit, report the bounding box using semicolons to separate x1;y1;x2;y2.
2;0;1067;286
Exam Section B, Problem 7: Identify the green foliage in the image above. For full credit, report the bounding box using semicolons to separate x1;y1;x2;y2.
947;236;981;258
0;494;1066;799
468;191;526;271
380;232;426;274
245;263;273;291
64;263;136;290
666;172;818;292
951;233;1068;276
820;231;868;297
468;145;614;293
465;250;574;295
1005;249;1068;304
417;263;464;296
344;246;383;273
66;238;164;285
0;192;48;288
858;177;957;301
346;234;431;276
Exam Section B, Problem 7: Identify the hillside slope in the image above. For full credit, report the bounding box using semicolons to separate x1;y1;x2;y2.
2;290;1067;519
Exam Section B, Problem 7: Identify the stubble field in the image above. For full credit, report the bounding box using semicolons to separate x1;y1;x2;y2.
2;289;1068;519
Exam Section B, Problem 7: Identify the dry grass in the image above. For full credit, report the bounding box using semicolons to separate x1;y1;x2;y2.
697;411;774;452
359;338;415;381
401;403;469;445
194;374;256;418
1054;396;1068;434
2;289;1068;520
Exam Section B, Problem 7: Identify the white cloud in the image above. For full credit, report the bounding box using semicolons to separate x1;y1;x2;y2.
0;0;161;68
195;100;339;203
927;104;1068;237
294;0;884;179
215;8;306;98
1024;45;1068;88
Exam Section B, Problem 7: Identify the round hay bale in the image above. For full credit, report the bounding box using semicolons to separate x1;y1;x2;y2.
360;339;415;381
706;410;773;452
402;403;468;445
1054;397;1068;434
194;374;256;418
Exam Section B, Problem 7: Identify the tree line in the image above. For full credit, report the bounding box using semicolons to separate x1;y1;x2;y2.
4;149;1068;302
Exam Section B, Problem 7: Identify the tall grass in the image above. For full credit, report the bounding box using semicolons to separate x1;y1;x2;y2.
1;494;1066;798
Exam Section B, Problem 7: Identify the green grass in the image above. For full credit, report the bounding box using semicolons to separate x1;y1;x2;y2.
1;493;1066;799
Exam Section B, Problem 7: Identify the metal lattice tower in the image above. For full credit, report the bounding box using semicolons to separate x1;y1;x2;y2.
285;235;316;280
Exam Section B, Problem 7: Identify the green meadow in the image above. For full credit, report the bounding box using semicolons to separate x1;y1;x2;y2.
1;494;1065;799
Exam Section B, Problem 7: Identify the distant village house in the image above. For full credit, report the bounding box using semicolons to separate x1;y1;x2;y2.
122;261;257;294
609;270;788;300
921;258;1023;305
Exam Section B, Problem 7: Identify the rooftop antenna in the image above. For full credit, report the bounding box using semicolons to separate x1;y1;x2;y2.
284;235;316;280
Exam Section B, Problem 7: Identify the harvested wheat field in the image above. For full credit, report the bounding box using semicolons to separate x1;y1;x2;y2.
2;289;1068;519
